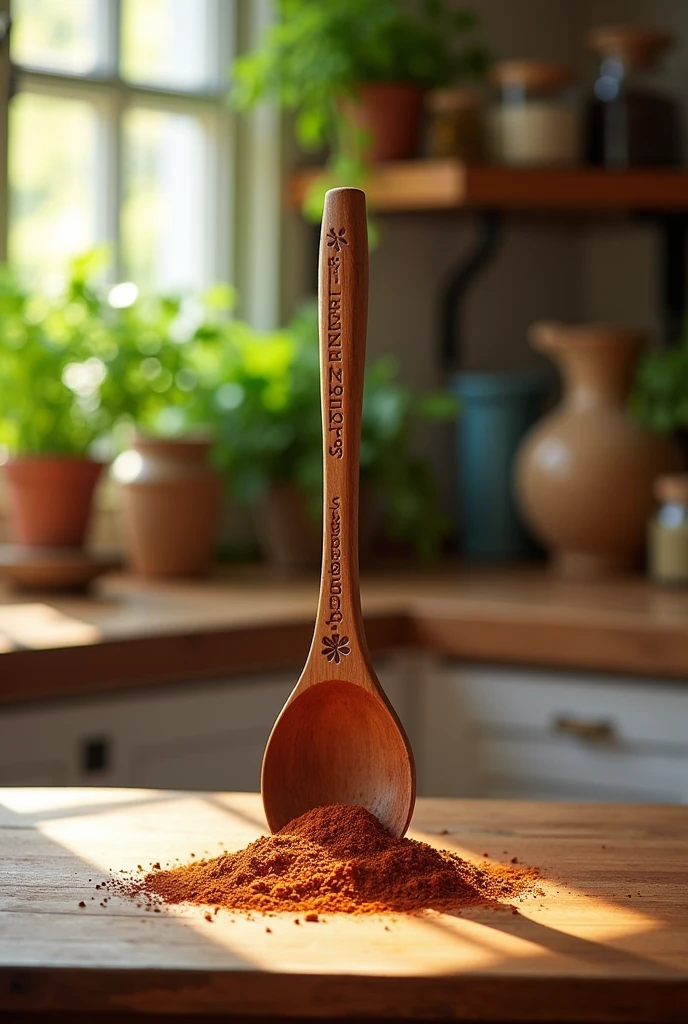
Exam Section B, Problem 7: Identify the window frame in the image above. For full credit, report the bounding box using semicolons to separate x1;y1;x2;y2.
5;0;237;289
0;0;285;327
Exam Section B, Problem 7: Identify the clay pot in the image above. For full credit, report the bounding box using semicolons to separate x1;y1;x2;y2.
256;482;378;573
514;323;679;579
4;456;103;548
342;82;425;162
114;436;221;578
257;484;321;573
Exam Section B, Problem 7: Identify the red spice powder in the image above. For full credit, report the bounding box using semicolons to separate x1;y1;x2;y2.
105;804;537;916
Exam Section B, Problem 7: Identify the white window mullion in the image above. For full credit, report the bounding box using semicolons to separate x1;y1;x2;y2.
0;0;10;261
234;0;282;329
211;0;235;288
95;88;122;280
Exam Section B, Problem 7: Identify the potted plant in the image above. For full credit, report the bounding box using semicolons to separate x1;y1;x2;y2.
0;261;110;548
104;285;230;577
232;0;488;217
629;325;688;443
207;301;457;569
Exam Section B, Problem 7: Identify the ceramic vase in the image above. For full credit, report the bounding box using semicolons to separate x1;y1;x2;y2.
451;371;548;559
114;436;221;578
4;456;103;548
514;322;678;579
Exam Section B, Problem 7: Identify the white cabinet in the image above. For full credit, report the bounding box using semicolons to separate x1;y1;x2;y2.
3;653;686;804
0;656;411;793
419;663;688;803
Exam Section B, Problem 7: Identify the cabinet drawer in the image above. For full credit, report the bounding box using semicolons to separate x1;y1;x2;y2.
422;663;688;802
477;735;688;803
452;666;688;750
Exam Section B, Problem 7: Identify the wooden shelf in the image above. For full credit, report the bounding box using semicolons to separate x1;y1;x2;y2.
290;160;688;213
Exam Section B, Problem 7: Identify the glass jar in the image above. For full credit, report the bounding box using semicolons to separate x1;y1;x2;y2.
586;25;679;167
648;475;688;586
426;88;483;161
487;60;581;167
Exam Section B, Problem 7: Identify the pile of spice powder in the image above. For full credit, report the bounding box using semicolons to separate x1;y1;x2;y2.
104;804;539;916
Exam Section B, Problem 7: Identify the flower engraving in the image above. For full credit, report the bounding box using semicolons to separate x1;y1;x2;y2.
326;226;348;252
321;633;351;664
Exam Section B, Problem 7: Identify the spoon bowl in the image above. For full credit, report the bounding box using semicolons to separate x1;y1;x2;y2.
261;188;416;838
262;679;415;835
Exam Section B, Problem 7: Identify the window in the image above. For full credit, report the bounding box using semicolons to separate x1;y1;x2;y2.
7;0;235;291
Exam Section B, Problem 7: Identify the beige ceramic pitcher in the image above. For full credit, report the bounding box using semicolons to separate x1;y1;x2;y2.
514;322;678;579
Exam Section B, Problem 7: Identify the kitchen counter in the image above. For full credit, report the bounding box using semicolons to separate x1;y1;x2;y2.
2;565;688;700
1;788;686;1023
1;566;688;706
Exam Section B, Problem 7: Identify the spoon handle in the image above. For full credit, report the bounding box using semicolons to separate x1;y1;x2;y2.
310;187;370;681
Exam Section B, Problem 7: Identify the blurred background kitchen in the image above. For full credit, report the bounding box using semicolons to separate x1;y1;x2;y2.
1;0;687;805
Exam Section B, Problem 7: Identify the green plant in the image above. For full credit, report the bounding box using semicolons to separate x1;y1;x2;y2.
630;326;688;434
207;300;458;559
361;355;458;559
99;282;232;445
204;302;323;505
0;258;112;455
0;253;235;457
232;0;488;219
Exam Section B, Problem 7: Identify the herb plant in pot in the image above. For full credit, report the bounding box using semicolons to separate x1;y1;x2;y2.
629;322;688;450
205;306;323;572
106;286;227;578
0;266;108;548
232;0;488;211
209;302;457;569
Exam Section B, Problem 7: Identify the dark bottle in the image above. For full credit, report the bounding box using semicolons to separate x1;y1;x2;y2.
586;25;680;167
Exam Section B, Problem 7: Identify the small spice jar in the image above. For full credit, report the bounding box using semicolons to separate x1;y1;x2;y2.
648;474;688;586
586;25;679;167
487;60;581;166
426;87;483;161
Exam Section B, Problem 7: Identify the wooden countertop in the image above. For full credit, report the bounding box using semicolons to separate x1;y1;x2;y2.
2;566;688;706
1;788;686;1023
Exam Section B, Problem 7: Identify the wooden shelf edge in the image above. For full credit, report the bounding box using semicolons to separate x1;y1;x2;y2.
289;161;688;213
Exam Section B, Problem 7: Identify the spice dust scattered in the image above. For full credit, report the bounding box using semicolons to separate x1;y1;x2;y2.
103;804;538;917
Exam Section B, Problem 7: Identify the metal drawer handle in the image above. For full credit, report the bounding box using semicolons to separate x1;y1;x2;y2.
553;715;617;743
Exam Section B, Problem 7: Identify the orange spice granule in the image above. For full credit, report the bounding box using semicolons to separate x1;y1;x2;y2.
104;804;537;916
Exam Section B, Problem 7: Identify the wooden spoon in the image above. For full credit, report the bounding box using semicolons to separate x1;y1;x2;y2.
261;187;416;838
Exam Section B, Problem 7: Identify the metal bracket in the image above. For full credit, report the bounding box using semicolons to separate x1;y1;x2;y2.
440;210;501;373
657;212;688;346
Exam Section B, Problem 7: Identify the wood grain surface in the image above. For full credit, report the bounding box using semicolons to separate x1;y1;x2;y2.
2;566;688;706
0;789;686;1022
290;161;688;213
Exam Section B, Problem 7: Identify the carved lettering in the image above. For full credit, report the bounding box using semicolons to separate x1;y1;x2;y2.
326;240;345;457
322;494;351;660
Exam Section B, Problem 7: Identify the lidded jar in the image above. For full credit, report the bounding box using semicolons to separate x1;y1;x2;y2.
586;25;679;167
426;87;483;161
487;60;581;166
649;475;688;586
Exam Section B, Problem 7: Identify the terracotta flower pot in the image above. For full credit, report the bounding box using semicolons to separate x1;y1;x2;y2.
4;456;103;548
514;323;679;579
257;484;321;573
257;482;378;573
114;436;221;578
342;82;425;162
